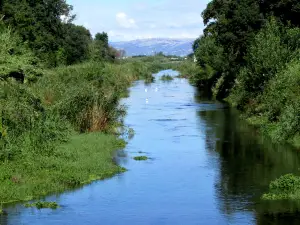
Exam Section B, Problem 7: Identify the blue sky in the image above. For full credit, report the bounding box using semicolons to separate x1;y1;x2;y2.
67;0;210;42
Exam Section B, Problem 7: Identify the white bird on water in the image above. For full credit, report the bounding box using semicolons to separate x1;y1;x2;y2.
145;88;148;92
155;87;158;92
146;98;149;104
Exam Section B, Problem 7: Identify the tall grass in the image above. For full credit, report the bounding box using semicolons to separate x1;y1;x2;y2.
34;62;132;133
0;59;158;203
174;60;201;80
0;24;164;203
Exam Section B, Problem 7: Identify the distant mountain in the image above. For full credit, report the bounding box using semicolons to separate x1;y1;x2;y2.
110;38;194;57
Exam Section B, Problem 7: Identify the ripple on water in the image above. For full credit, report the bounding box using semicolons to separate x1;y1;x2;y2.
150;119;188;122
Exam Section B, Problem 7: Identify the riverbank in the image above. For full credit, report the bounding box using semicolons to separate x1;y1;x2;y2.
176;58;300;201
0;56;168;204
176;59;300;150
0;133;126;204
0;20;175;204
6;69;300;224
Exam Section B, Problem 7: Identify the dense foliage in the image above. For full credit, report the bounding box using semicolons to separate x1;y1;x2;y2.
0;0;123;67
192;0;300;145
262;174;300;200
0;0;172;203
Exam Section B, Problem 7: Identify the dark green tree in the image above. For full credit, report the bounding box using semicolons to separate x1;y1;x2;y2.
62;24;92;65
91;32;110;61
1;0;74;66
259;0;300;27
95;32;109;46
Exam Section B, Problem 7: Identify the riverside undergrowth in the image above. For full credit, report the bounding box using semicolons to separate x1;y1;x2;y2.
0;59;162;203
0;25;166;204
188;18;300;200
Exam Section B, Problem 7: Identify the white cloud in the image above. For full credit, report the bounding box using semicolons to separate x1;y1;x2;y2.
68;0;210;41
116;12;137;29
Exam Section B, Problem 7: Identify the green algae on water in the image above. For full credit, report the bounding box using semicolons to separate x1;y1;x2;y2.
133;156;148;161
24;201;59;209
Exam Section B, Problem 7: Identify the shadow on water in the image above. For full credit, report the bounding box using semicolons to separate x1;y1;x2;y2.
194;89;300;224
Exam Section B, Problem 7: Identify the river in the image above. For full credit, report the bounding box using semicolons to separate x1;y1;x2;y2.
2;70;300;225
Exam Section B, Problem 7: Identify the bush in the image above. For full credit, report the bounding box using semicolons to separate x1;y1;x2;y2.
227;20;300;144
0;24;42;83
262;174;300;200
260;60;300;142
33;62;131;132
160;74;174;81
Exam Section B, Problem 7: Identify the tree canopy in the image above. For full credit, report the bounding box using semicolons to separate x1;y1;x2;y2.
0;0;122;67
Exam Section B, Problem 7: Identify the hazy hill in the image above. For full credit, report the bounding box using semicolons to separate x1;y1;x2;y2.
110;38;194;57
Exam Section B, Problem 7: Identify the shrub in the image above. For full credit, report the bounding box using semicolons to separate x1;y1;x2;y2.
262;174;300;200
0;24;42;83
160;74;174;81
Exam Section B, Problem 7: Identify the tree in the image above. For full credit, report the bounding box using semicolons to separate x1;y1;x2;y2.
62;24;92;65
1;0;74;66
259;0;300;27
95;32;109;47
91;32;110;61
195;0;266;98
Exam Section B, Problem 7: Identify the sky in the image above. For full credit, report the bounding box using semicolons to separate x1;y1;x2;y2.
67;0;211;42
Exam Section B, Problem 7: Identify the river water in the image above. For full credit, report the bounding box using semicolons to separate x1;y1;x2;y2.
2;70;300;225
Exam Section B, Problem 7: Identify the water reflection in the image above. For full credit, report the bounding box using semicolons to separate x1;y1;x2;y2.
195;89;300;224
0;213;8;225
3;70;300;225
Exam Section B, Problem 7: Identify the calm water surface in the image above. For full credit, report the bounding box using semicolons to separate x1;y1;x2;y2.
2;70;300;225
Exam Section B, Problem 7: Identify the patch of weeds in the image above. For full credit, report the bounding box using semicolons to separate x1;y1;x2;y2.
24;201;59;209
144;75;155;84
262;174;300;200
133;156;148;161
160;75;174;81
128;128;135;139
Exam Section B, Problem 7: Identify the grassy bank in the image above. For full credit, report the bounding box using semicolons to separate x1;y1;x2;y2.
0;57;163;204
0;24;168;204
0;133;126;204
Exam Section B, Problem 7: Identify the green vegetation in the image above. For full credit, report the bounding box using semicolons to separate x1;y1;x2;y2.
175;60;200;80
0;1;170;205
189;0;300;147
187;0;300;199
0;51;159;203
0;132;126;203
0;0;121;66
133;156;148;161
160;74;174;81
25;201;59;209
0;204;4;215
127;128;135;140
262;174;300;200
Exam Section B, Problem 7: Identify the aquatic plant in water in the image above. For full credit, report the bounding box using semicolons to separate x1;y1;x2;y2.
160;74;174;81
24;201;59;209
133;156;148;161
262;174;300;200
